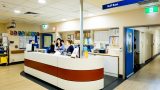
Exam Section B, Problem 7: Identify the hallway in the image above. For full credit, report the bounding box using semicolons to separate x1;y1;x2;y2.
115;55;160;90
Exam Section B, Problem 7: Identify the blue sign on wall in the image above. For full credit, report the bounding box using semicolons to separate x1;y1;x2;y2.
102;0;144;10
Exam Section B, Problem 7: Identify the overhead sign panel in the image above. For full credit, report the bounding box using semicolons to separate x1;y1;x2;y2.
102;0;144;10
145;5;159;14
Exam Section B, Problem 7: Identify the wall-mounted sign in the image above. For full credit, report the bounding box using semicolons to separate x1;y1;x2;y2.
10;31;14;35
102;0;144;10
145;6;159;14
14;31;18;36
42;24;49;30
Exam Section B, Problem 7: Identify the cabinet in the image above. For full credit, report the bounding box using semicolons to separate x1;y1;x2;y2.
89;53;119;77
0;34;9;65
103;56;119;77
9;50;24;63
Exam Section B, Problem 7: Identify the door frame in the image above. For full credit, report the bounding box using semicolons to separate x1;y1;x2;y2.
42;33;53;49
123;24;160;79
125;28;134;78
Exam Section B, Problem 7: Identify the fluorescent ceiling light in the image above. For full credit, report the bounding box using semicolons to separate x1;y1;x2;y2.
62;19;66;21
14;10;21;14
38;0;46;4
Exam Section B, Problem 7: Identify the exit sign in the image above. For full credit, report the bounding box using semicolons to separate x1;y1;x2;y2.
42;24;49;30
145;6;159;14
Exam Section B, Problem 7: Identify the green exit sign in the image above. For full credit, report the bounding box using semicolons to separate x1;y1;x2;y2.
42;24;48;30
145;6;159;14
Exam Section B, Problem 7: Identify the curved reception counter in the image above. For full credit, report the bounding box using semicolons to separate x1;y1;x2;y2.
24;52;104;90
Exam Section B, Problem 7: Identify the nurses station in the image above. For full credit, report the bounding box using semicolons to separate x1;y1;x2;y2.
0;0;160;90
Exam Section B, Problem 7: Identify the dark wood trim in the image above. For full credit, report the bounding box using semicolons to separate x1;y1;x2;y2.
11;50;25;54
24;59;104;82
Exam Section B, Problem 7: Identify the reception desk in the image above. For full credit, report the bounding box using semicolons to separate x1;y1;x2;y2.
24;52;104;90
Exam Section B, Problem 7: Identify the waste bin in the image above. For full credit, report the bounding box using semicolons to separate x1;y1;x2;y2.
0;56;8;64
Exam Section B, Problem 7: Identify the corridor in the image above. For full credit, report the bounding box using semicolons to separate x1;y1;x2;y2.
115;55;160;90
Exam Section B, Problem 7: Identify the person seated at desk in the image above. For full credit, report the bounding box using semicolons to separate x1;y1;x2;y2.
61;40;66;51
48;41;55;53
66;40;74;55
55;38;65;53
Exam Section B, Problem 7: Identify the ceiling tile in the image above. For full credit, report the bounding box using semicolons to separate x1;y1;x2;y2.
0;0;141;24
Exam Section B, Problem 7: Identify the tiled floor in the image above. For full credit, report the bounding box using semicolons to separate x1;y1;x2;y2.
0;64;119;90
0;64;46;90
115;56;160;90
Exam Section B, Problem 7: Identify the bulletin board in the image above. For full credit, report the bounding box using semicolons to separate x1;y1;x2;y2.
94;29;119;44
19;36;35;49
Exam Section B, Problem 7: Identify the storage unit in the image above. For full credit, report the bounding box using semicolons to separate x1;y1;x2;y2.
9;50;24;63
89;53;119;77
0;34;9;65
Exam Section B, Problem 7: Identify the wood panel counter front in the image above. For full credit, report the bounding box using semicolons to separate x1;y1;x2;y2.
11;50;24;54
24;52;104;90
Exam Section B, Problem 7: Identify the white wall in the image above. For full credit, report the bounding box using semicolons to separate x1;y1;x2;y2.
135;27;160;64
50;8;160;76
7;22;41;32
0;23;6;34
152;27;160;55
53;8;160;32
139;32;152;64
40;24;56;33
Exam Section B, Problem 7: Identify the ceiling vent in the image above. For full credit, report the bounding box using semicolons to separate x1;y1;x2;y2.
24;12;39;15
138;0;159;5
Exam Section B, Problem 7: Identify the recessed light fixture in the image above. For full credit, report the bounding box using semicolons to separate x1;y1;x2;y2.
38;0;46;4
62;19;66;21
14;10;21;14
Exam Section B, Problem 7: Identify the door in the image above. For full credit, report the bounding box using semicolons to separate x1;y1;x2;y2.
125;28;134;78
42;33;53;49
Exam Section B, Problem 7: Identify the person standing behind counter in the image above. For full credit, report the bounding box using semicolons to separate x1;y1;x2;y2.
48;41;55;53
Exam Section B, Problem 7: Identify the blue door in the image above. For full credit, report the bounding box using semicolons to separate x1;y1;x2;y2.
125;28;134;78
42;33;53;49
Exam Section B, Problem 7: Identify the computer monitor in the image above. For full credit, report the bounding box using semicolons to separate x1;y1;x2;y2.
26;44;32;51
